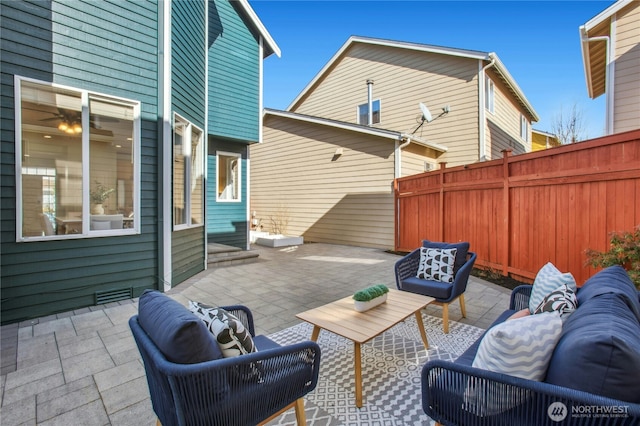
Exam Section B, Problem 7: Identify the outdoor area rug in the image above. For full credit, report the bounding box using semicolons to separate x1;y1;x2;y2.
265;313;486;425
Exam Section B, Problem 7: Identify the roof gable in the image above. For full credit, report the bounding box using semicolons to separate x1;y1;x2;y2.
287;35;538;121
233;0;281;58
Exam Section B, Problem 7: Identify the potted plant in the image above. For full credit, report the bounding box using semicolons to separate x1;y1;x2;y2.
90;181;115;215
353;284;390;312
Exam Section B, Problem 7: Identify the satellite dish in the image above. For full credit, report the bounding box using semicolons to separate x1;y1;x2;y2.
419;102;433;123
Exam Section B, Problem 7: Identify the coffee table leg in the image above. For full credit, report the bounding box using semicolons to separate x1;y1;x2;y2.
354;342;363;408
310;326;321;341
415;311;430;349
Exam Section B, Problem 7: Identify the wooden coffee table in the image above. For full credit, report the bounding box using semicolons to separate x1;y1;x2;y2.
296;288;434;407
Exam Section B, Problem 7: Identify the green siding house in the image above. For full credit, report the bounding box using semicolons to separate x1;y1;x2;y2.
0;0;279;324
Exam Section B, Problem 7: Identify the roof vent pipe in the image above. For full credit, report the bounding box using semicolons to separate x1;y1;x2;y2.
367;79;374;126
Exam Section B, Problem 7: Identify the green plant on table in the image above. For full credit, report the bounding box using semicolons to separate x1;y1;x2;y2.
353;284;389;302
586;225;640;289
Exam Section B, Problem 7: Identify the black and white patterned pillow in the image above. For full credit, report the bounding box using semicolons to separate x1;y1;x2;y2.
188;301;257;357
533;284;577;319
416;247;457;283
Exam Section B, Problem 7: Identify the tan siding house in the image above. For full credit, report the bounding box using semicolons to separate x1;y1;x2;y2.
251;36;538;249
580;0;640;134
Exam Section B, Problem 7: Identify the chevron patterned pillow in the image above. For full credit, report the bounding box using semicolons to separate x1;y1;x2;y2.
529;262;577;313
465;311;563;416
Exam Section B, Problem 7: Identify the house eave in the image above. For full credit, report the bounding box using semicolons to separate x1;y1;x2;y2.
236;0;281;58
264;108;448;153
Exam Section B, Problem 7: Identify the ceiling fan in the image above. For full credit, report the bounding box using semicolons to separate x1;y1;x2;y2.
40;108;115;137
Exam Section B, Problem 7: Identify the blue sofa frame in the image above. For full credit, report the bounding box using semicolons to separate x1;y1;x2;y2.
422;285;640;426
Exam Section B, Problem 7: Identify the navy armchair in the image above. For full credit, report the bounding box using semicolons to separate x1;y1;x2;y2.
395;240;477;333
129;294;321;426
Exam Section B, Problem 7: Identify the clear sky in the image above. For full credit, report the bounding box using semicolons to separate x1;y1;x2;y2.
250;0;615;140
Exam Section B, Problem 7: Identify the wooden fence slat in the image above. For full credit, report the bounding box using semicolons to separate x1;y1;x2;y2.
394;129;640;285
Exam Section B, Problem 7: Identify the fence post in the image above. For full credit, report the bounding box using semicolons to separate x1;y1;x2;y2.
438;162;447;241
501;150;511;277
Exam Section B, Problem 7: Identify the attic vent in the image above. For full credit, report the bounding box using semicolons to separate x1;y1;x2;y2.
95;287;133;305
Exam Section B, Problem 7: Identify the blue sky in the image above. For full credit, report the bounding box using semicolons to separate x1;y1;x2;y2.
250;0;614;140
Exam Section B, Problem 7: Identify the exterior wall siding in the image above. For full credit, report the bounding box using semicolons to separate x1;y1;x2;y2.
172;0;207;128
207;139;248;248
0;0;160;324
613;2;640;133
208;0;260;143
253;115;396;249
291;43;482;167
171;0;206;283
486;69;530;159
401;144;439;176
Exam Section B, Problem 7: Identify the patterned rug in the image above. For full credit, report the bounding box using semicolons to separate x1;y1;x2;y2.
266;313;485;425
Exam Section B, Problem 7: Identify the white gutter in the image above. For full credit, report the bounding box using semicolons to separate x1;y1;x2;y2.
580;30;612;134
478;56;496;161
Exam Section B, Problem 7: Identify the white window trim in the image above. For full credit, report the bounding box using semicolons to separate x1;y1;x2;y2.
520;114;528;141
215;150;242;203
14;76;141;242
485;76;495;114
173;113;205;231
356;98;381;125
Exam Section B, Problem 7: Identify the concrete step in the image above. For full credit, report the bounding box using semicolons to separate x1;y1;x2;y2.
207;243;259;267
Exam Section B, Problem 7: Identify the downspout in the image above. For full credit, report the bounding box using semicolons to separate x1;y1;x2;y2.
478;55;496;161
394;136;411;179
581;32;612;135
367;79;374;126
159;0;173;292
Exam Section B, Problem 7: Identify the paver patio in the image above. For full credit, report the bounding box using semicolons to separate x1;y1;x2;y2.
0;243;511;425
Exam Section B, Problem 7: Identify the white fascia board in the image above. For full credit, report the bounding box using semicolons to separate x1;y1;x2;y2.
237;0;281;58
400;133;448;153
579;25;596;98
287;35;488;111
583;0;632;32
265;109;447;153
490;53;540;122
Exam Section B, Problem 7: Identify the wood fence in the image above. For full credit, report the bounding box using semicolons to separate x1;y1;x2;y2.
394;129;640;285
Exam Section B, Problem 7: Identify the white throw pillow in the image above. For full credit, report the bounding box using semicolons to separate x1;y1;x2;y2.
465;311;563;415
416;247;457;283
528;262;576;313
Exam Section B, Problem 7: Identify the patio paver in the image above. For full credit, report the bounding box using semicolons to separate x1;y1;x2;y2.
0;243;511;425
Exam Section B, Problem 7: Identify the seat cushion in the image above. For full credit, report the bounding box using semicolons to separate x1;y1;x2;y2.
138;290;222;364
545;291;640;403
400;276;452;300
422;240;469;274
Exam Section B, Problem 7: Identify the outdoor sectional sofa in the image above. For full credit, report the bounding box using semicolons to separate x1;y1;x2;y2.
422;265;640;425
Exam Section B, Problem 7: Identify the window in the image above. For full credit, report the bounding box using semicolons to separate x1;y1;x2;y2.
216;152;241;202
173;114;204;228
16;77;139;240
357;99;381;125
485;76;494;113
520;114;528;141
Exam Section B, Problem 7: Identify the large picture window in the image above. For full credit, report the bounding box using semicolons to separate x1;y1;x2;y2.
216;152;241;202
16;77;140;241
173;114;204;228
